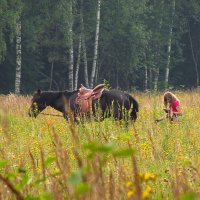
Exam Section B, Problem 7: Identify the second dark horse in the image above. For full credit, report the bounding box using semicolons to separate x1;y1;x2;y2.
99;89;139;122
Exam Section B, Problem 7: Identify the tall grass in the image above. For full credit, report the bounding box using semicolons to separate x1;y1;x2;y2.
0;91;199;199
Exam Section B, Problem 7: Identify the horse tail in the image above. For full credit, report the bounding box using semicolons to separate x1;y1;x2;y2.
128;94;139;121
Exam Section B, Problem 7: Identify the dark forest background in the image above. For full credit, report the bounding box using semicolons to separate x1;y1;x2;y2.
0;0;200;94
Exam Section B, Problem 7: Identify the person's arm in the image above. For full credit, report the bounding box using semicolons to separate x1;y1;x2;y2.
155;114;168;122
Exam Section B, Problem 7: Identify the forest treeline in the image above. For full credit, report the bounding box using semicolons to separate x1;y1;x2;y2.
0;0;200;94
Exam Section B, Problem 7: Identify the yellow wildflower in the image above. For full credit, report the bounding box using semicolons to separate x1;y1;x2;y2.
127;190;135;198
126;181;133;188
142;186;152;199
144;173;156;181
139;172;145;181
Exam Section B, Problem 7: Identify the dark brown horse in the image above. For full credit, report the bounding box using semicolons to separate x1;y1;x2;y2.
28;86;139;122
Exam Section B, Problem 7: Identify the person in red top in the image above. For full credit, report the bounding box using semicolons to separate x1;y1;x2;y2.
155;91;182;123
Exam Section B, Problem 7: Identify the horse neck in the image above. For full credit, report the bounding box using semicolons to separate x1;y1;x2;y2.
43;92;61;110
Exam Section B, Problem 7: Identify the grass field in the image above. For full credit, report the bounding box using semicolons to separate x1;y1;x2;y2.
0;91;199;200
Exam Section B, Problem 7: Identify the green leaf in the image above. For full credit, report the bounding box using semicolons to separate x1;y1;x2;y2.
33;178;46;186
25;195;41;200
117;133;132;141
15;174;31;191
68;170;82;186
75;183;91;197
83;142;115;154
0;160;8;168
6;172;17;181
113;148;135;158
25;192;53;200
180;192;197;200
44;157;56;167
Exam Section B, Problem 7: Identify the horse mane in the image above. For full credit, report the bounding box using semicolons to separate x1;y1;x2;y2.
62;90;79;96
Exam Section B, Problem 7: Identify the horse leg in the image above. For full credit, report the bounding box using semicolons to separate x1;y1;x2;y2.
113;104;120;120
63;112;68;120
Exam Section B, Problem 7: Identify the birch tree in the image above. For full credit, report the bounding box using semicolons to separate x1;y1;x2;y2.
80;0;89;87
15;20;22;94
188;24;199;87
74;35;82;89
90;0;101;88
164;0;176;89
68;0;74;91
82;38;89;87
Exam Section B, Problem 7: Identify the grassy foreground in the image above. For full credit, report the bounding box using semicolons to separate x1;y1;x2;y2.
0;91;199;200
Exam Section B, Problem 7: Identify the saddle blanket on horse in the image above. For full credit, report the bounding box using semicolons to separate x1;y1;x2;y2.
75;84;104;114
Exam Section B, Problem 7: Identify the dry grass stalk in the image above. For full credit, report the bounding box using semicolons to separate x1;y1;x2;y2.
174;167;191;199
129;143;142;200
109;171;115;200
39;146;47;191
132;122;139;144
147;130;156;160
0;174;24;200
28;149;37;175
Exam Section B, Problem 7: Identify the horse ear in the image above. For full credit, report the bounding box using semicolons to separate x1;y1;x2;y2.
37;89;41;95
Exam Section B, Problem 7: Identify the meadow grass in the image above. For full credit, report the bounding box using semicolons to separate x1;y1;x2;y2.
0;91;199;200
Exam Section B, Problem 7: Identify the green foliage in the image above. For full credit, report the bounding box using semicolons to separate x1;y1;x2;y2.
74;183;91;198
180;192;198;200
103;79;112;90
113;148;135;158
0;0;23;61
44;157;56;167
1;0;200;93
0;160;8;168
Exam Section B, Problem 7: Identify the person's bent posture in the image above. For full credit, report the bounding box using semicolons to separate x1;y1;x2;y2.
155;92;182;123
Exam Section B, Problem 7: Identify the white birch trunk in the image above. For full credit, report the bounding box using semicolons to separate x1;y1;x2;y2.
90;0;101;88
82;38;89;88
95;61;99;84
164;0;175;89
74;36;82;90
15;20;22;94
189;25;199;87
143;52;148;91
80;0;89;87
68;1;74;91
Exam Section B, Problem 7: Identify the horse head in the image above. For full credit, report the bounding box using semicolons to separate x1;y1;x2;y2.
28;89;47;117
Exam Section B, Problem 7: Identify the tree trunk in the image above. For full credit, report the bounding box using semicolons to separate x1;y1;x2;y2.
154;68;159;91
49;61;54;90
164;0;175;89
144;65;148;91
90;0;101;88
144;52;148;91
95;61;99;84
80;0;89;87
188;24;199;87
74;36;82;90
15;20;22;95
149;67;152;91
82;38;89;88
68;1;74;91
